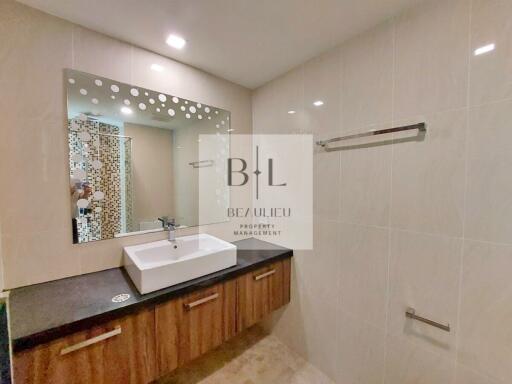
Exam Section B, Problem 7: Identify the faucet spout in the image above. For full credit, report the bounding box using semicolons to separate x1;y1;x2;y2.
167;222;177;242
158;217;178;242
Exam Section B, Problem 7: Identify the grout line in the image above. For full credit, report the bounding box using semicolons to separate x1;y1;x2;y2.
382;16;397;384
129;46;134;85
71;25;75;69
454;0;474;381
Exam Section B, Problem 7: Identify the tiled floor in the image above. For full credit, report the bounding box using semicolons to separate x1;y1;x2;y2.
156;326;334;384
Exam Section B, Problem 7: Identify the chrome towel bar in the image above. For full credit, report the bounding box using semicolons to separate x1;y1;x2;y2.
188;160;214;168
316;122;426;149
405;307;450;332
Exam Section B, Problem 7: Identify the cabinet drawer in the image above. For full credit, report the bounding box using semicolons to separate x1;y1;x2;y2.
13;308;156;384
155;280;236;375
237;258;291;330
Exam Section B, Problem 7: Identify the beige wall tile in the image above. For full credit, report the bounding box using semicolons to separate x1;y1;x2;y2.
308;218;340;305
298;291;338;381
303;49;341;138
130;48;186;97
252;66;305;135
2;229;81;288
0;1;72;121
339;140;392;227
269;251;309;358
393;0;470;120
73;26;131;84
384;334;456;384
314;151;341;221
390;109;467;237
0;117;70;236
456;364;504;384
388;230;462;357
339;224;388;329
458;240;512;382
336;310;386;384
272;222;340;381
304;221;339;379
340;20;393;131
465;100;512;244
469;0;512;107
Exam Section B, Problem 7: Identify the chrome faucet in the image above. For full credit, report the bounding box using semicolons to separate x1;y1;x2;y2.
158;217;178;242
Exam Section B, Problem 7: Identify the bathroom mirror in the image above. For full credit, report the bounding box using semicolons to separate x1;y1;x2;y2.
65;69;231;244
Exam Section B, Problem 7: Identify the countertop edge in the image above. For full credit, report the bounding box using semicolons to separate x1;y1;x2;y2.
12;247;293;353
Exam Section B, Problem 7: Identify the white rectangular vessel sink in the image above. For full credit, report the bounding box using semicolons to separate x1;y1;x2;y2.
123;234;237;294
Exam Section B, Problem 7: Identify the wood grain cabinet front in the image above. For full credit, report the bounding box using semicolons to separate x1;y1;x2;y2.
13;257;292;383
13;308;156;384
155;280;237;376
237;259;291;330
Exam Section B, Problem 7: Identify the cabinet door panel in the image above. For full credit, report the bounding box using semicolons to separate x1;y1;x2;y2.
13;308;156;384
155;280;236;375
237;258;291;330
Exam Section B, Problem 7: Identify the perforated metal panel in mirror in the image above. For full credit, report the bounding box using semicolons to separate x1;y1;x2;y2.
65;69;231;244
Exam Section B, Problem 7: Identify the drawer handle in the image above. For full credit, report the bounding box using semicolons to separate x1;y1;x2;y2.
254;269;276;281
60;326;122;356
184;293;219;310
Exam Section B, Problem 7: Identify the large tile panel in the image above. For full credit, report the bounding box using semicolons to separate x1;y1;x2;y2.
458;240;512;382
390;109;467;237
339;223;389;329
469;0;512;107
465;99;512;244
393;0;470;120
340;20;393;131
388;230;462;357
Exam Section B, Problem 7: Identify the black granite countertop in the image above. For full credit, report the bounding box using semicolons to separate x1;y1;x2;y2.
9;238;292;353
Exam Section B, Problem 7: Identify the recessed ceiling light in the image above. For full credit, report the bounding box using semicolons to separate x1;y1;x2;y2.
313;100;324;107
166;34;186;49
288;110;296;114
474;43;495;56
121;106;133;115
150;63;164;72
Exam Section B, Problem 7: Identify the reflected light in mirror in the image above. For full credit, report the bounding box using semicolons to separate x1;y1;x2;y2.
150;63;164;72
166;34;186;49
313;100;324;106
121;106;133;114
288;110;296;114
474;43;495;56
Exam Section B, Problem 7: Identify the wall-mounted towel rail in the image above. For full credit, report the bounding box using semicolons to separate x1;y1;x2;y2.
189;160;214;168
316;122;426;149
405;307;450;332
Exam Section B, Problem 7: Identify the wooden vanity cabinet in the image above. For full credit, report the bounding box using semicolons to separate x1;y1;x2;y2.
13;308;156;384
13;257;292;383
237;259;291;330
155;280;237;375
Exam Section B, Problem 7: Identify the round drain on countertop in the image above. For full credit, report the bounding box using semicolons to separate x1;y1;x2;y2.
111;293;130;303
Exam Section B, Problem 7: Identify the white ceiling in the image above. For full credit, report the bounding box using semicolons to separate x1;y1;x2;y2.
18;0;424;89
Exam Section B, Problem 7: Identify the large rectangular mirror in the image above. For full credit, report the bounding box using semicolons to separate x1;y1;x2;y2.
65;69;231;243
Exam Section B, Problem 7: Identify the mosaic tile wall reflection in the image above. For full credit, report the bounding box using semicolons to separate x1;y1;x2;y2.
68;118;133;243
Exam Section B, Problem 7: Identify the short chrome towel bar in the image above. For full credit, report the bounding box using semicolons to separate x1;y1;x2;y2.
316;122;426;149
405;307;450;332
